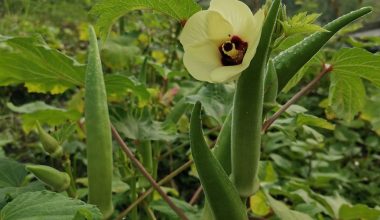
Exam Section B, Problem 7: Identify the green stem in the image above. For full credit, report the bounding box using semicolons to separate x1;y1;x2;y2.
115;160;194;220
138;140;154;188
63;157;77;198
231;0;281;198
130;177;138;220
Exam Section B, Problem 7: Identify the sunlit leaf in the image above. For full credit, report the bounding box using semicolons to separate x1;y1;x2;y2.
266;193;313;220
91;0;201;40
250;190;271;217
296;113;335;130
0;36;85;94
7;102;81;132
339;204;380;220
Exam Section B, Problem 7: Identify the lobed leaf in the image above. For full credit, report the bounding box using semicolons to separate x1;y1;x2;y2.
329;48;380;121
0;36;85;94
0;191;102;220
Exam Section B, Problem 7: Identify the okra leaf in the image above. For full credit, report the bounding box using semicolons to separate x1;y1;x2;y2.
329;48;380;121
339;204;380;220
281;12;327;36
90;0;201;40
266;193;313;220
0;191;102;220
7;102;81;133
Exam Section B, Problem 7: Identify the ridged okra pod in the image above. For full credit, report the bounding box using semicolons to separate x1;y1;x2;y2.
85;25;113;218
231;0;281;198
274;7;372;91
190;102;247;220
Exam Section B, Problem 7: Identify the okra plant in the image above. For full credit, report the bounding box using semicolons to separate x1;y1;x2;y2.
0;0;379;219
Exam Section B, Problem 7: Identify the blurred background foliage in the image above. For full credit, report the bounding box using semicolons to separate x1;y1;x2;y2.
1;0;380;219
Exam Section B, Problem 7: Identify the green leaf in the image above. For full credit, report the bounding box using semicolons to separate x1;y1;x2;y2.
0;158;44;209
90;0;201;40
0;158;27;188
0;191;102;220
104;75;150;103
266;193;313;220
339;204;380;220
187;84;234;125
7;102;81;133
112;113;176;141
296;113;335;130
258;161;278;183
150;197;201;220
329;48;380;121
0;36;85;94
280;12;327;36
361;95;380;135
101;37;141;70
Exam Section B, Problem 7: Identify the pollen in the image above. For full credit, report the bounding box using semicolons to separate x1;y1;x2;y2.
219;36;248;66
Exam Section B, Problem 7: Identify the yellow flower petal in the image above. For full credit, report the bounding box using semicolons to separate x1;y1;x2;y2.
210;0;254;36
183;41;221;82
210;64;246;83
180;10;232;48
241;9;265;67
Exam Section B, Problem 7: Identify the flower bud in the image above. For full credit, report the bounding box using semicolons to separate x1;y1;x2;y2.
36;122;63;158
26;164;71;192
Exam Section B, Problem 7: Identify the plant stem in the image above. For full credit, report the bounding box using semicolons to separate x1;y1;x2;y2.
116;160;194;220
130;177;138;220
111;126;189;220
63;157;77;198
189;185;203;205
262;64;333;132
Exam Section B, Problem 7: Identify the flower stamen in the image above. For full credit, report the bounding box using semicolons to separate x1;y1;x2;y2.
219;36;248;66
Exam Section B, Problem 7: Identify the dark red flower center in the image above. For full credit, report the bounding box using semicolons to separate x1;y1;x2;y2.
218;36;248;66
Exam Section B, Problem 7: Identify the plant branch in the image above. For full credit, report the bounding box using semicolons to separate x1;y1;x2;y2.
262;64;333;132
111;126;189;220
189;185;203;205
115;159;193;220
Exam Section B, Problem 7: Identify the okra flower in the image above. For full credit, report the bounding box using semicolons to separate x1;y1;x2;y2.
180;0;265;83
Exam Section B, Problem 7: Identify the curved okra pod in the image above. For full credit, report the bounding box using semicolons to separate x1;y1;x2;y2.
85;25;114;218
274;7;372;92
26;164;70;192
190;102;247;220
231;0;281;198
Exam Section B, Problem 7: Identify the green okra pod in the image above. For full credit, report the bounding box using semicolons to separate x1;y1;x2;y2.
190;102;247;220
263;59;278;113
36;121;63;158
231;0;281;198
274;7;372;92
26;164;70;192
211;111;232;175
138;140;153;188
85;25;114;218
